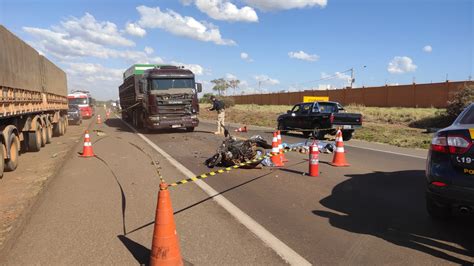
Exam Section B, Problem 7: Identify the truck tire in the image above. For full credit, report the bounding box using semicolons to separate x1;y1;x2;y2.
45;126;53;144
40;126;47;147
342;131;353;141
0;144;4;178
62;117;67;135
277;122;288;134
5;134;19;172
312;124;325;140
27;129;42;152
53;122;61;137
185;127;195;132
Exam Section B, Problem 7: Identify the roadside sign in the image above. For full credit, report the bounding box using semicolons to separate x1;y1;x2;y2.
303;96;329;102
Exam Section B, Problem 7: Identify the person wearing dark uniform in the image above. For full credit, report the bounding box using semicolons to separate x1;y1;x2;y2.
208;96;225;135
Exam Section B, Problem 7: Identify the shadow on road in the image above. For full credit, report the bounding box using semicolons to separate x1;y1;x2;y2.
117;235;150;265
105;118;214;135
313;170;474;264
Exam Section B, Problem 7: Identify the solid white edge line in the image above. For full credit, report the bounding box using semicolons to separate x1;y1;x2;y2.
345;144;427;159
117;116;311;266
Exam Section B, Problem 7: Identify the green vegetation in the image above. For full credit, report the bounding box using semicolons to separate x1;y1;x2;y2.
446;84;474;119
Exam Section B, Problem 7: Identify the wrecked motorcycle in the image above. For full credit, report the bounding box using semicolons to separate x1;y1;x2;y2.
205;128;272;168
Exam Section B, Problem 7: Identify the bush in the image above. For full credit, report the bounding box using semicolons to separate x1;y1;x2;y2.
221;97;235;108
199;93;214;104
447;84;474;119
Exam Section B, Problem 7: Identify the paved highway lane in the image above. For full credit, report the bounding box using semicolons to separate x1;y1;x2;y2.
136;120;474;265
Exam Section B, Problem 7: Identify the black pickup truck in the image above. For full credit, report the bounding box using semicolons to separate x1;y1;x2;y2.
277;101;362;140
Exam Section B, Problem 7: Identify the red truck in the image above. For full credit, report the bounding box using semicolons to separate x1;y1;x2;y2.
67;90;95;119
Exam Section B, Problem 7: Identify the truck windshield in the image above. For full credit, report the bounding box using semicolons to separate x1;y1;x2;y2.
68;98;89;105
151;78;195;90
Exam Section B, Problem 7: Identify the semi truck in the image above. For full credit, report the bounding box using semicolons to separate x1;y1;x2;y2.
0;25;68;177
119;64;202;131
68;90;94;118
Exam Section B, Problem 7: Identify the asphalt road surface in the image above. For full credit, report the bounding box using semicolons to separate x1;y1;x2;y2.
3;116;473;265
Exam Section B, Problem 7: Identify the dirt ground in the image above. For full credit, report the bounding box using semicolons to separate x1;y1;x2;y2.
0;117;93;254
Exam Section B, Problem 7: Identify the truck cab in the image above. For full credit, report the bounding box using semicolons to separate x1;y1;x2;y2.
119;65;202;131
67;91;94;119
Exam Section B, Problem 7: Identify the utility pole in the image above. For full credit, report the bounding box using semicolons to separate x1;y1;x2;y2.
350;68;354;88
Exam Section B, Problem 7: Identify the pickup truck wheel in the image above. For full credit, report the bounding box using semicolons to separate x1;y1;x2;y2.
277;122;288;134
302;131;311;138
342;131;353;141
312;124;326;140
5;134;19;172
186;127;195;132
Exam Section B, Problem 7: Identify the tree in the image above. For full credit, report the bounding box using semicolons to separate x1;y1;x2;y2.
211;78;229;96
447;84;474;119
228;79;240;96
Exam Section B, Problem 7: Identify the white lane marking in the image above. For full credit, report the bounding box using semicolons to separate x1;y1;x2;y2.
345;144;427;159
117;117;311;266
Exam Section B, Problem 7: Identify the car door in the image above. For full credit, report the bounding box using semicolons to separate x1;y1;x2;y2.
297;103;313;128
286;104;302;128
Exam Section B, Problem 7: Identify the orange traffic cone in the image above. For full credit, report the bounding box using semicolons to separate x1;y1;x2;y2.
150;183;183;266
234;126;247;132
97;114;102;124
330;130;350;167
271;132;283;167
80;130;95;157
277;130;288;162
309;141;319;177
106;111;110;120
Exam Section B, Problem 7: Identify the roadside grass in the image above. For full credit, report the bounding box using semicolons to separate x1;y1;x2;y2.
200;104;443;149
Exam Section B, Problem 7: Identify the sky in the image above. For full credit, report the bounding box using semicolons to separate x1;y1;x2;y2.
0;0;473;100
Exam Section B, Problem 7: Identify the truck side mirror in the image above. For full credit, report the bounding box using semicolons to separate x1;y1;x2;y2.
196;83;203;93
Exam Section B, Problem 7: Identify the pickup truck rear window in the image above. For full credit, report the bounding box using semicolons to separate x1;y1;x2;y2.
318;103;338;113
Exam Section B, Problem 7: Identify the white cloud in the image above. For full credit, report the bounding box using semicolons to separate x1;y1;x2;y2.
189;0;258;22
60;13;135;47
225;73;237;80
423;45;432;53
288;50;319;62
255;74;280;85
240;52;253;62
144;46;154;55
136;5;236;45
387;56;417;74
23;26;163;63
244;0;327;11
125;23;147;37
170;61;205;75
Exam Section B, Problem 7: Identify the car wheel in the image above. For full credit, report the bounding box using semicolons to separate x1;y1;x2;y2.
426;195;451;219
186;127;195;132
342;131;353;141
277;122;288;134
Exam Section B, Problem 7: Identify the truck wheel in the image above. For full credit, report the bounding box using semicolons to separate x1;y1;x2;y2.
40;126;47;147
59;118;65;136
53;121;61;137
62;117;68;135
0;144;4;178
5;134;19;172
302;131;311;138
27;128;42;152
342;131;353;141
45;126;53;144
277;122;288;134
312;124;326;140
185;127;195;132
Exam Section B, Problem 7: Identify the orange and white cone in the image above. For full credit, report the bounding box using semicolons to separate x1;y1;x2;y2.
277;130;288;162
150;183;183;266
271;132;283;167
106;111;110;120
97;114;102;124
80;130;95;157
309;141;319;177
330;130;350;167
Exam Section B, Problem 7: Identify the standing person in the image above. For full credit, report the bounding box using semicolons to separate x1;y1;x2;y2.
208;96;225;135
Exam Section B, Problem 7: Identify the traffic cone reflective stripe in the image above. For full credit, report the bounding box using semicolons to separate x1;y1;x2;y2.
80;130;95;157
309;141;319;177
277;130;288;162
150;183;183;266
271;132;283;167
330;130;350;167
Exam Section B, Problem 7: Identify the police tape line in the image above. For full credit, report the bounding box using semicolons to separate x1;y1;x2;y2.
169;147;302;188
